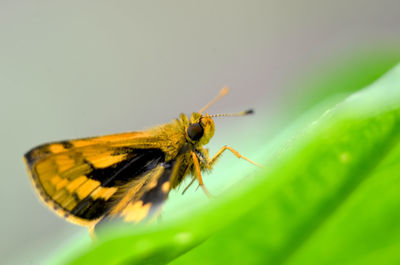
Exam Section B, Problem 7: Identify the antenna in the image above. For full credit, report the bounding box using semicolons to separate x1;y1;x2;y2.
209;109;254;118
199;87;229;113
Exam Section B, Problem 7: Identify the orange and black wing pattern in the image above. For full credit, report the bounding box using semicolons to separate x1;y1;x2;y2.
24;135;174;232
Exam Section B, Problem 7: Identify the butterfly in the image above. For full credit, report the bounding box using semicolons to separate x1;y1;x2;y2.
24;87;260;235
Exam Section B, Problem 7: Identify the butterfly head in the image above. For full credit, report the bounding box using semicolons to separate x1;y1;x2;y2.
186;112;215;145
185;87;253;145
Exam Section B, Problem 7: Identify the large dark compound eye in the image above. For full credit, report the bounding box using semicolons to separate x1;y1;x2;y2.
187;123;204;141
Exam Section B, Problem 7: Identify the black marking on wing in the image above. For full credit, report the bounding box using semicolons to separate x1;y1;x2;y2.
60;140;73;149
71;197;108;220
24;144;51;169
94;160;177;232
24;140;75;169
142;161;175;206
86;148;165;187
69;149;165;221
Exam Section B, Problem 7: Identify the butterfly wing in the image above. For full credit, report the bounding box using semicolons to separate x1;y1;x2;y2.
93;160;177;232
24;133;179;229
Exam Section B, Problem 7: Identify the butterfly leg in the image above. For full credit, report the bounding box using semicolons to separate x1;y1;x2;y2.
182;177;196;195
191;151;212;198
209;145;263;168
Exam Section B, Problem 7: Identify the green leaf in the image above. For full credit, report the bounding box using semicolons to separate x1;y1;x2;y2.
171;64;400;265
55;63;400;265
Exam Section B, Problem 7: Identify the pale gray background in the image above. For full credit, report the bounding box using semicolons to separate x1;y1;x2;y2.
1;1;400;264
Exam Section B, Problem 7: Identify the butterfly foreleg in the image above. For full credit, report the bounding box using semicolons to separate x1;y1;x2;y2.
190;151;212;198
209;145;263;168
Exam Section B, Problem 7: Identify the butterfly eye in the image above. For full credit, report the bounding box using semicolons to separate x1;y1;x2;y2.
187;123;204;141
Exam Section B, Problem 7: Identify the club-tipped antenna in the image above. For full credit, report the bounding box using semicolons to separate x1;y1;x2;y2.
199;87;230;113
209;109;254;118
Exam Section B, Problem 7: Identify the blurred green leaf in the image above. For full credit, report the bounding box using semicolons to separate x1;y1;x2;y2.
289;47;400;115
56;64;400;265
172;64;400;265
